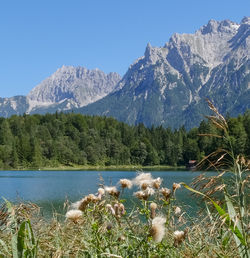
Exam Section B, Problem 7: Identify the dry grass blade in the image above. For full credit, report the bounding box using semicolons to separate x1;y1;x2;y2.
205;116;226;131
206;99;219;114
197;148;231;171
214;153;228;165
216;171;226;178
205;99;228;131
0;204;8;226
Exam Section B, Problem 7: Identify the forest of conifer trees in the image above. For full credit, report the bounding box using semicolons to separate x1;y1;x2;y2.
0;110;249;169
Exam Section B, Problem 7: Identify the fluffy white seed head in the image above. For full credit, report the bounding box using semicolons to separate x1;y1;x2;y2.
134;187;155;200
174;230;185;239
141;181;151;190
175;206;181;215
145;187;155;196
173;230;186;246
86;194;98;203
160;187;171;199
150;216;166;243
74;197;91;212
173;183;181;191
104;186;120;198
152;177;162;189
150;202;157;210
133;172;154;189
119;179;133;189
134;190;146;200
104;186;117;193
133;172;153;183
71;200;81;210
65;210;82;223
98;188;105;195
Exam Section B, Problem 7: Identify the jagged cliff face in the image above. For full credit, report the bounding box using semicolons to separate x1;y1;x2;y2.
0;96;29;117
27;66;121;112
80;17;250;129
0;66;121;117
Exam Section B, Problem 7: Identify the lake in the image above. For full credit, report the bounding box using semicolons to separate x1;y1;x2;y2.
0;170;216;218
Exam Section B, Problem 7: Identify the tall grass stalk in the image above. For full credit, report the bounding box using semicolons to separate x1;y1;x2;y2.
182;99;249;257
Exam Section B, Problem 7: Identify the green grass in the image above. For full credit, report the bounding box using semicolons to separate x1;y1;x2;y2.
0;164;185;171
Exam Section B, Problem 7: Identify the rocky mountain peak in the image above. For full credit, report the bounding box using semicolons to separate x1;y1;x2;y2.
27;66;121;111
144;43;153;58
162;18;246;69
143;43;164;65
199;19;239;35
79;17;250;129
241;16;250;25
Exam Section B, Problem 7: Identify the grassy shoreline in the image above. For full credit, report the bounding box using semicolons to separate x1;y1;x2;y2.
0;164;186;171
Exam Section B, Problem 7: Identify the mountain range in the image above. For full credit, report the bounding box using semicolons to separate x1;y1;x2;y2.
0;17;249;129
0;67;121;117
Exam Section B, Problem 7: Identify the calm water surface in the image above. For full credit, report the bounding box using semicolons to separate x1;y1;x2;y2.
0;170;216;217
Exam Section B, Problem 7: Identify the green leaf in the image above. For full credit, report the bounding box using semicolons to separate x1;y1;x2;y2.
224;193;245;256
11;234;18;258
205;202;213;223
15;220;38;257
26;220;36;246
222;234;230;248
180;183;246;247
17;221;26;256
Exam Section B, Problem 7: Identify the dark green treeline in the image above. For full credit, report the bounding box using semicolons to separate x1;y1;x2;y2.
0;111;249;169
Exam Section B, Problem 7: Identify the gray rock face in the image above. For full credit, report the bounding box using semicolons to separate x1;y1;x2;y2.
80;17;250;129
0;66;121;117
27;66;121;112
0;96;29;117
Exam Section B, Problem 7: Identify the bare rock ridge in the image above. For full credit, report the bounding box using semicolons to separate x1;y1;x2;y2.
27;66;121;113
0;96;29;118
79;17;250;129
0;66;121;117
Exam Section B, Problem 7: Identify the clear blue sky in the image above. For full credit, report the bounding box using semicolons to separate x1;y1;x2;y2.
0;0;249;97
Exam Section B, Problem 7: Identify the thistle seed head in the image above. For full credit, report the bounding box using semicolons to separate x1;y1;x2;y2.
150;216;166;243
174;206;181;215
173;183;181;192
65;209;82;223
160;187;171;200
152;177;162;189
173;230;187;246
98;188;105;196
104;186;120;198
119;179;133;189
